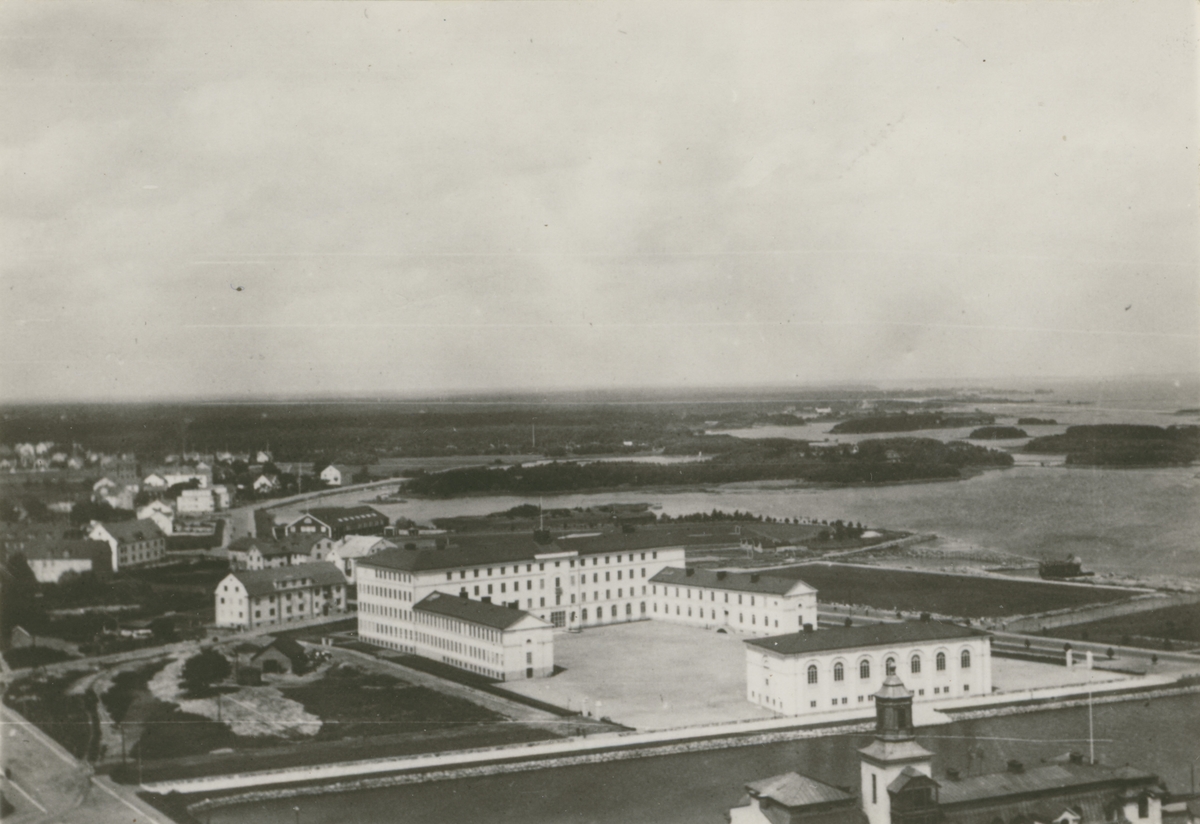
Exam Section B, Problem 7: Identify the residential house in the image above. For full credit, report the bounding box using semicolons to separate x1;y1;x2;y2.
226;535;330;571
136;500;175;536
251;637;310;674
253;474;279;495
324;535;396;583
177;488;216;516
319;464;343;486
143;473;169;491
18;539;112;583
211;485;232;510
86;519;166;571
214;563;347;628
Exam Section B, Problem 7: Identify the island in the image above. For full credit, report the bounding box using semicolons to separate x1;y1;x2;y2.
1024;424;1200;466
404;436;1013;496
1017;417;1058;425
968;426;1028;439
829;411;994;434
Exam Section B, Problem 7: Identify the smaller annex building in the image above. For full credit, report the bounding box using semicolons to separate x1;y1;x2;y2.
215;562;348;629
649;567;818;636
284;506;389;540
407;591;553;680
87;519;166;571
745;620;992;716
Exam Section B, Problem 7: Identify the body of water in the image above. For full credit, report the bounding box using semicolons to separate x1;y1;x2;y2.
207;693;1200;824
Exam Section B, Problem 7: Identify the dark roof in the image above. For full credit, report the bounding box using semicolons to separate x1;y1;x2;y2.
228;535;325;557
651;566;814;595
746;621;990;656
253;636;308;666
747;772;857;807
99;519;165;544
229;562;346;597
938;763;1157;807
303;506;388;527
414;591;544;630
889;767;940;794
19;539;110;562
358;528;740;574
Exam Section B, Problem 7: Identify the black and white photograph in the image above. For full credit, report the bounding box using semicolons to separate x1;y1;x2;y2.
1;2;1198;823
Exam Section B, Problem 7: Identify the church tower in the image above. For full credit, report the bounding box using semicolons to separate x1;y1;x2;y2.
858;676;936;824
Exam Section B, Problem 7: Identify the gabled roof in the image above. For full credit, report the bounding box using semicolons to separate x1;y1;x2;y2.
747;621;990;656
889;766;941;794
330;536;396;558
96;519;165;544
302;506;388;528
228;562;346;596
252;636;308;667
747;772;857;808
414;591;548;631
650;566;814;596
937;763;1157;808
19;539;110;562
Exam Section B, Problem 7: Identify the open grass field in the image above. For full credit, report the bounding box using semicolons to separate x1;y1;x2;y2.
1043;601;1200;650
770;563;1135;618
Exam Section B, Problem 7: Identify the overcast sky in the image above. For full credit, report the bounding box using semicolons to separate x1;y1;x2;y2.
2;1;1197;401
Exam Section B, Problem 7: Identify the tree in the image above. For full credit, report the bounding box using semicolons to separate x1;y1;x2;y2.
844;617;852;628
1;553;42;643
181;649;231;691
1106;647;1115;659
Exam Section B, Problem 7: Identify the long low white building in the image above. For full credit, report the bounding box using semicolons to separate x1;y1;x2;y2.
648;567;818;635
361;590;554;680
745;620;992;716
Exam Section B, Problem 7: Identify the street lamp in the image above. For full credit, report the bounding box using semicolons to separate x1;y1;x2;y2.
293;805;301;824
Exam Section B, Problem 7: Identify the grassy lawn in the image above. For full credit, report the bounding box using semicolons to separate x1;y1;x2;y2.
770;563;1133;618
1044;602;1200;650
280;664;504;740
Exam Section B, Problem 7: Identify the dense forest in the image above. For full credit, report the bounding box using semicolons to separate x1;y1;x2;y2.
406;437;1013;497
1024;425;1200;466
968;426;1028;439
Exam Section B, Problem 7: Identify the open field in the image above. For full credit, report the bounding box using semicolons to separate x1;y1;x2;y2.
502;621;774;730
1043;601;1200;650
769;563;1136;618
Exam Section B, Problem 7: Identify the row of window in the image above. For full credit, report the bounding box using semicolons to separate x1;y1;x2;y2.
804;651;973;684
653;602;789;628
653;585;778;608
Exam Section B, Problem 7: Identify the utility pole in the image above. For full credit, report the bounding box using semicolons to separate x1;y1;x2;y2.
1087;666;1095;765
119;723;126;764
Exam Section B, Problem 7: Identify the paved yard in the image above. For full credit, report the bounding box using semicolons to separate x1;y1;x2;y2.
991;657;1136;692
501;621;775;731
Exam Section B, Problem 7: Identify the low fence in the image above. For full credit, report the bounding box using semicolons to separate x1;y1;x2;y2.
1005;592;1200;633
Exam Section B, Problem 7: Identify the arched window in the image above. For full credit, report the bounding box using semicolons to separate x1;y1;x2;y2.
961;649;971;668
860;659;871;679
807;665;818;684
582;608;588;620
611;605;618;618
936;652;946;671
834;662;845;681
885;657;896;676
910;655;921;674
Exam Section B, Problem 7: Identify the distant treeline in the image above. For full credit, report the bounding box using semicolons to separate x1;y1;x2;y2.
969;426;1028;440
406;437;1013;497
830;411;994;434
1025;425;1200;466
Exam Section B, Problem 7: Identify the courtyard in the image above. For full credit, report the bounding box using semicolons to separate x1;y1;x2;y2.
501;621;776;731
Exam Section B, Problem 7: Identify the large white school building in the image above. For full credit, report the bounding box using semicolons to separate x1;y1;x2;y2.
649;567;818;635
744;620;993;716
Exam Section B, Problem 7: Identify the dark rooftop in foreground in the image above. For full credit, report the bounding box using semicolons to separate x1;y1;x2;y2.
746;621;989;656
651;566;815;595
413;591;543;630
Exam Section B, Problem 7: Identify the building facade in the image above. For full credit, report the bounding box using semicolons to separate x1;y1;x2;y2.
15;539;112;583
323;535;396;583
284;506;389;540
745;621;992;717
87;519;166;571
649;567;818;635
214;562;347;629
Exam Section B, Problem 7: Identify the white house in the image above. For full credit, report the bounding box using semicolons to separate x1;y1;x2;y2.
226;535;331;571
648;567;818;635
214;563;347;629
143;473;169;490
87;519;166;571
177;488;216;516
211;485;232;510
319;465;342;486
324;535;396;582
744;620;992;717
20;539;112;583
136;500;175;536
253;474;279;494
